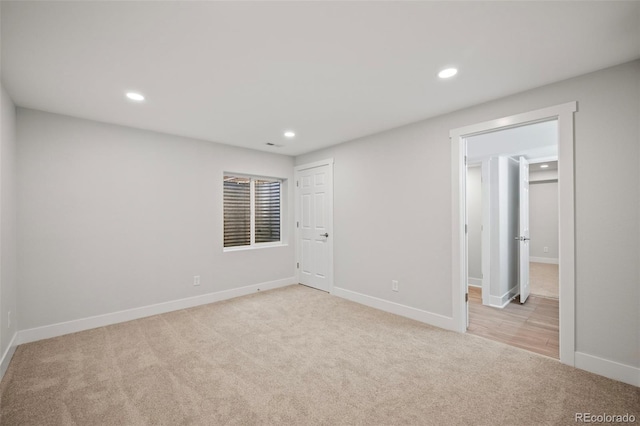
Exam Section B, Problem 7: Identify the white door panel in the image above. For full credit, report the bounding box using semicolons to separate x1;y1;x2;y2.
302;194;311;228
296;162;333;292
315;194;326;228
301;239;312;275
315;241;327;278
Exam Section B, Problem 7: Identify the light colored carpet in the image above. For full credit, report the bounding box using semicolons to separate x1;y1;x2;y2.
1;285;637;425
530;262;559;299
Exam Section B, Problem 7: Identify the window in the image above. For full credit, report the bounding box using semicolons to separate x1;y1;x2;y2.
223;175;282;248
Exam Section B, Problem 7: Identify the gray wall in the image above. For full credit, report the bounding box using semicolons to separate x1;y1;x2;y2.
0;84;18;359
17;109;295;330
296;60;640;368
466;165;482;282
529;180;559;261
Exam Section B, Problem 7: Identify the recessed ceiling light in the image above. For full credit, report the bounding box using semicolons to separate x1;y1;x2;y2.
540;164;549;168
284;131;295;138
438;68;458;79
126;92;145;101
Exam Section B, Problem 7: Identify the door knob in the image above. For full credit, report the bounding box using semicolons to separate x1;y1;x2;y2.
320;233;329;237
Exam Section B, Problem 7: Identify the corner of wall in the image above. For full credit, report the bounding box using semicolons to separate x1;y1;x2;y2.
0;332;18;381
0;84;18;382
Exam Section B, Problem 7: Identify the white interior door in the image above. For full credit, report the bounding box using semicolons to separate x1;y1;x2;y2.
296;161;333;292
518;156;531;303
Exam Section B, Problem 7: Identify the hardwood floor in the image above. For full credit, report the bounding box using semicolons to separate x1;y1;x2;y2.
467;286;559;359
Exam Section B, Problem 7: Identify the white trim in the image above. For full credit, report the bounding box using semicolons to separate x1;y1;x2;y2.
529;179;558;185
530;256;559;265
294;158;334;172
468;277;482;287
528;156;558;165
294;158;334;293
17;278;295;345
223;242;288;252
0;332;18;381
332;286;456;331
575;352;640;387
488;286;519;308
451;101;577;367
222;173;285;250
451;103;573;138
556;103;577;366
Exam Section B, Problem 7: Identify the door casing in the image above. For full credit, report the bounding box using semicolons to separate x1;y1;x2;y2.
451;102;577;366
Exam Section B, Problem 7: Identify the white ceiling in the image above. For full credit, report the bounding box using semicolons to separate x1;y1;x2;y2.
2;2;639;156
531;161;558;172
467;120;557;163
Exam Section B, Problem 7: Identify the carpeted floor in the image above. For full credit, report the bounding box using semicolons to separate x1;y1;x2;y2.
0;285;637;425
530;262;559;299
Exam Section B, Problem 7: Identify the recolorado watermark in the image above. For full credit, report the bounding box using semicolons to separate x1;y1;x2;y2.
575;413;636;423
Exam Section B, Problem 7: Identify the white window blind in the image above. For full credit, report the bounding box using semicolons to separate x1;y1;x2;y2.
224;175;282;248
255;179;281;243
223;176;251;247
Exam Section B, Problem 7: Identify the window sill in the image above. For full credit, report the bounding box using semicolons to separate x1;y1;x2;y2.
223;242;288;253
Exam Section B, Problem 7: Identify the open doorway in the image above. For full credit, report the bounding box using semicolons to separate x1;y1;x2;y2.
528;160;559;299
450;102;577;366
464;120;559;357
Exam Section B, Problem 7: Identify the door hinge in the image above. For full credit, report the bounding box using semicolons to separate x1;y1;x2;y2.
296;221;299;228
465;293;469;303
296;180;299;187
464;155;467;165
465;224;468;234
296;262;299;269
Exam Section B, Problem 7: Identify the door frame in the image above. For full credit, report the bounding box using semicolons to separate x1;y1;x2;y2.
450;102;577;366
294;158;335;293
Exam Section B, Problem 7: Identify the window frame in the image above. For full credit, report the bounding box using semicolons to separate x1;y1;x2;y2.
223;173;285;252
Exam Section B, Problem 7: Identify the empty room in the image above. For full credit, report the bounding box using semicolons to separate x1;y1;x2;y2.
0;1;639;425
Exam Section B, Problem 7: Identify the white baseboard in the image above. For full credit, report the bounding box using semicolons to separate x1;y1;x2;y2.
331;286;455;331
468;277;482;288
0;332;18;381
11;279;640;389
488;286;519;308
575;352;640;387
18;277;296;345
530;257;559;265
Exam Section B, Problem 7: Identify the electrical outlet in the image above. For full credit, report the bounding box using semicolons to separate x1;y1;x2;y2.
392;280;399;292
544;247;549;253
193;275;200;286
